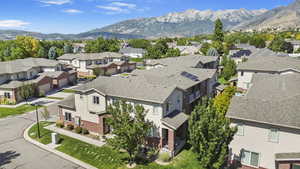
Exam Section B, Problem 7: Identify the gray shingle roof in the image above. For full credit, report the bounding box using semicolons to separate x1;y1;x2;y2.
119;48;146;54
227;73;300;129
132;66;216;90
74;76;179;104
237;49;299;72
146;55;218;68
58;95;76;110
276;153;300;160
58;52;124;61
0;58;60;75
162;110;188;130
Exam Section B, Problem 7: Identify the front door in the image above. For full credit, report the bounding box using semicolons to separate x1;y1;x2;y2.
103;118;110;134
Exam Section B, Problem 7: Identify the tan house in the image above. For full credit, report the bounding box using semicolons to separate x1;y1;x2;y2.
227;73;300;169
58;76;187;156
0;58;77;104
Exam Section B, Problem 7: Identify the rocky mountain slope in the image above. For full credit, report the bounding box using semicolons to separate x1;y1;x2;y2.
233;0;300;31
98;9;267;38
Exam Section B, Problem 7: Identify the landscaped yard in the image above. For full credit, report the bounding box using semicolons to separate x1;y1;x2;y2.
60;89;76;93
28;122;201;169
45;96;64;100
0;104;42;118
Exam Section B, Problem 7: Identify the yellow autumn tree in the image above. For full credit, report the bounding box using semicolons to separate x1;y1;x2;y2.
15;36;41;58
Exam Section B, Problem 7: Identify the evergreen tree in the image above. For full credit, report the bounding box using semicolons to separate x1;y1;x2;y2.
188;98;236;169
214;19;224;42
63;44;73;54
48;46;57;60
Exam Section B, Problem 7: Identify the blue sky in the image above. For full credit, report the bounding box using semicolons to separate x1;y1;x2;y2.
0;0;294;34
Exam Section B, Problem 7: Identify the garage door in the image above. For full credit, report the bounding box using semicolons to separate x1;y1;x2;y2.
39;83;51;95
59;78;68;88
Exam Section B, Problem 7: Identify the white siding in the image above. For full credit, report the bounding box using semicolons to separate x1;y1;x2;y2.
237;71;254;90
230;121;300;169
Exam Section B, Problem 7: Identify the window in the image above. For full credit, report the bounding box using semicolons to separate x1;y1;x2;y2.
148;127;155;137
166;102;170;113
241;150;260;167
65;112;72;121
93;96;100;104
75;117;81;126
153;106;159;115
241;71;244;76
4;92;11;99
236;124;244;136
268;128;279;143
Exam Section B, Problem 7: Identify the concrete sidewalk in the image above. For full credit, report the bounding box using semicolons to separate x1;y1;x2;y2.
45;124;106;147
24;123;98;169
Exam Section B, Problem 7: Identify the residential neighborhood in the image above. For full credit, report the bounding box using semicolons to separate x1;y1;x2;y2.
1;1;300;169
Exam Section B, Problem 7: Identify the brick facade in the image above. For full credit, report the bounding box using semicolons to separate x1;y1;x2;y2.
277;161;300;169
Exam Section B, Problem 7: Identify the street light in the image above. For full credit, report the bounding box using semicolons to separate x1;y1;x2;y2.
31;103;41;139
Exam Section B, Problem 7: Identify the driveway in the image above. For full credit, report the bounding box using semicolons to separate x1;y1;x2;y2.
0;104;84;169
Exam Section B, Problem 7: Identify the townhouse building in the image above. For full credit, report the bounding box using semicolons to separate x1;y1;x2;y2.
57;52;136;77
58;55;218;156
227;73;300;169
236;48;300;91
0;58;76;104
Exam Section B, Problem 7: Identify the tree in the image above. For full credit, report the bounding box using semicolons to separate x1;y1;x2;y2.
85;38;120;53
48;46;57;60
211;41;224;55
221;57;237;80
41;107;50;121
188;98;236;169
269;37;293;53
206;47;219;56
37;47;47;58
63;44;73;54
128;39;151;49
200;42;211;55
214;19;224;42
214;86;236;114
15;36;40;58
19;83;36;103
107;101;153;166
249;35;266;48
165;48;181;57
177;38;189;46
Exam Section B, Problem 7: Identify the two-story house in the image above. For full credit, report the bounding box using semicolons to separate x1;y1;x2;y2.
0;58;77;103
58;76;188;156
236;48;300;91
57;52;136;77
227;73;300;169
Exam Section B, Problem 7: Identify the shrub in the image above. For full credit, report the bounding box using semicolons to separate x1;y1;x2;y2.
82;128;89;135
158;152;171;162
56;120;64;128
66;124;74;130
75;127;82;134
147;148;158;159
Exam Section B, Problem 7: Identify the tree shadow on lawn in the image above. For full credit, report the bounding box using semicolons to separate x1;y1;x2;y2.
0;150;20;167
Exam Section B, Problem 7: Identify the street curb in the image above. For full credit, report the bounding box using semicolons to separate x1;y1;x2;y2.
23;123;98;169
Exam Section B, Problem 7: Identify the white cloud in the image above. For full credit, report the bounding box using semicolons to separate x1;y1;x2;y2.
0;20;30;28
110;2;136;9
96;1;138;14
63;9;83;13
39;0;71;5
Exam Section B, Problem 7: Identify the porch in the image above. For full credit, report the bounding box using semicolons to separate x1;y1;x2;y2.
160;110;188;156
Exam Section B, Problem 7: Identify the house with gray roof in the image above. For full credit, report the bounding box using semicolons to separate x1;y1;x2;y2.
236;48;300;91
227;73;300;169
58;75;188;156
146;55;218;70
0;58;77;104
57;52;135;77
119;47;146;58
286;39;300;52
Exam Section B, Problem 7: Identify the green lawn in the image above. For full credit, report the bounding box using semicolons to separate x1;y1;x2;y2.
0;104;42;118
130;58;144;62
218;77;229;85
28;122;201;169
61;89;76;93
45;96;64;100
28;121;54;144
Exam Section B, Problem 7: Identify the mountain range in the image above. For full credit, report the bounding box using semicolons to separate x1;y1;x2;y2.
0;0;299;40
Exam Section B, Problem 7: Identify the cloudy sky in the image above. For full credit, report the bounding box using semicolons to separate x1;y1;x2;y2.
0;0;294;34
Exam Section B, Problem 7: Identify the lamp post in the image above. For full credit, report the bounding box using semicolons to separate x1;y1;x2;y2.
32;103;41;139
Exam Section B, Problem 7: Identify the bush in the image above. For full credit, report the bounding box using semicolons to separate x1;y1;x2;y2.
82;128;89;135
75;127;82;134
158;152;171;162
66;124;74;130
56;120;64;128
